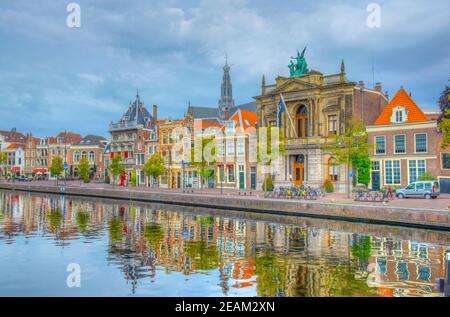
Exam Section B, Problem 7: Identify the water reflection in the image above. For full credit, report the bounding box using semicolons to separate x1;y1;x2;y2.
0;191;448;297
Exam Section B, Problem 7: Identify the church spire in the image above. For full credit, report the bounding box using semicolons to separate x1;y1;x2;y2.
218;55;235;119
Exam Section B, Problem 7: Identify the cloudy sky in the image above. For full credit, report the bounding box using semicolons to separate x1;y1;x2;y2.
0;0;449;137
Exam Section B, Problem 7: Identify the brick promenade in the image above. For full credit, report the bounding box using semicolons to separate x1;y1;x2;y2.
3;179;449;211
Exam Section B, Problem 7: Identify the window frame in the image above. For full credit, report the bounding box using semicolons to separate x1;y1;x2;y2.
394;134;406;154
414;133;428;154
375;136;386;155
441;153;450;170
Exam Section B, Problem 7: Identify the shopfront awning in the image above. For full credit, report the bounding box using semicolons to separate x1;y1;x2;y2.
33;168;48;174
10;166;20;173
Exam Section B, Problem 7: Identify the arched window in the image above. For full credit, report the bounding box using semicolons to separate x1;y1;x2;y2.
328;157;339;182
89;151;95;163
295;105;308;138
74;151;80;163
81;151;87;160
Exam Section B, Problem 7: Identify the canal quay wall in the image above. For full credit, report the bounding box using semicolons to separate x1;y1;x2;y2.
1;183;449;231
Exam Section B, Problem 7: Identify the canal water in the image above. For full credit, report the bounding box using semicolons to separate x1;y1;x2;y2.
0;190;449;297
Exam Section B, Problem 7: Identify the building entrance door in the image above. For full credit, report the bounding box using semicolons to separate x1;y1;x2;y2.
371;171;380;191
294;163;304;187
293;154;305;187
238;165;245;190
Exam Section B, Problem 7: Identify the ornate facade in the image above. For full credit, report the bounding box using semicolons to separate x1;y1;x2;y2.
255;50;388;192
109;93;157;186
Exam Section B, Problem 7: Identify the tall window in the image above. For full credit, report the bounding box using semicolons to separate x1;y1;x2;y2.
395;110;403;123
328;115;337;136
162;130;167;144
227;141;234;156
237;140;245;155
227;165;235;182
442;153;450;169
74;151;80;163
375;136;386;155
81;151;87;160
218;140;225;156
409;160;426;183
415;133;427;153
89;151;95;163
394;135;406;154
385;160;401;185
328;158;339;181
169;130;173;144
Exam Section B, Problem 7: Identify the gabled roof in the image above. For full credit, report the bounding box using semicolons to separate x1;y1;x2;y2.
76;135;107;147
0;130;26;143
6;144;23;150
187;102;256;120
115;94;155;128
219;109;257;133
229;109;257;129
374;88;428;125
187;106;220;119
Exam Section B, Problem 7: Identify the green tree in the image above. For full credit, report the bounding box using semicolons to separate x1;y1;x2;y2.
352;153;371;186
351;236;373;260
191;137;216;189
255;251;289;296
78;157;91;183
418;172;436;181
144;223;164;249
143;154;166;188
0;152;7;179
130;169;137;187
49;156;64;185
109;154;125;186
438;83;450;149
49;208;63;233
257;127;286;191
185;239;219;271
325;265;377;297
108;217;124;242
324;119;372;197
76;210;90;233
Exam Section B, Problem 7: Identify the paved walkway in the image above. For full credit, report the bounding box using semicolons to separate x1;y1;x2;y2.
2;180;449;210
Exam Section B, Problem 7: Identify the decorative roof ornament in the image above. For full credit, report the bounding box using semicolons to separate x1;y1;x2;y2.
289;47;309;78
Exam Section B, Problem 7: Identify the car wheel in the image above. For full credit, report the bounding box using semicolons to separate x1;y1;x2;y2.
425;194;432;200
397;193;405;199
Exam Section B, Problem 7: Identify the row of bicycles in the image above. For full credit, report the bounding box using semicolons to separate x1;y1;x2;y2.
264;184;326;200
354;189;395;202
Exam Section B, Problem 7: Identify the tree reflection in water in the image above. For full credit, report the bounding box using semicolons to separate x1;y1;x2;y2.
0;191;448;297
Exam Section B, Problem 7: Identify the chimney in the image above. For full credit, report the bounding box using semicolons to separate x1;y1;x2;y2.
385;91;389;100
374;82;382;92
153;104;158;123
358;81;365;89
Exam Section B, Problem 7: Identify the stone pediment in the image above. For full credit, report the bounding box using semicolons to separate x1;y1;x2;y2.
323;104;340;113
272;77;318;95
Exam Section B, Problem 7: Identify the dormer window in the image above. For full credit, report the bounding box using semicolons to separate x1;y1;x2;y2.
391;106;408;124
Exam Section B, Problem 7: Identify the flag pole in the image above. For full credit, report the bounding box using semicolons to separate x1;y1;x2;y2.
280;94;297;138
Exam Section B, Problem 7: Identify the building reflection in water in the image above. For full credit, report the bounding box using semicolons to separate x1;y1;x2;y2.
0;191;449;297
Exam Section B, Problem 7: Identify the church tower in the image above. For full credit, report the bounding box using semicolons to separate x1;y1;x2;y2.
218;57;235;119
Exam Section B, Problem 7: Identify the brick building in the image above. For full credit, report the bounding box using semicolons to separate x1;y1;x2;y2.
68;135;107;180
157;119;185;189
109;93;157;186
215;109;258;190
367;88;439;190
